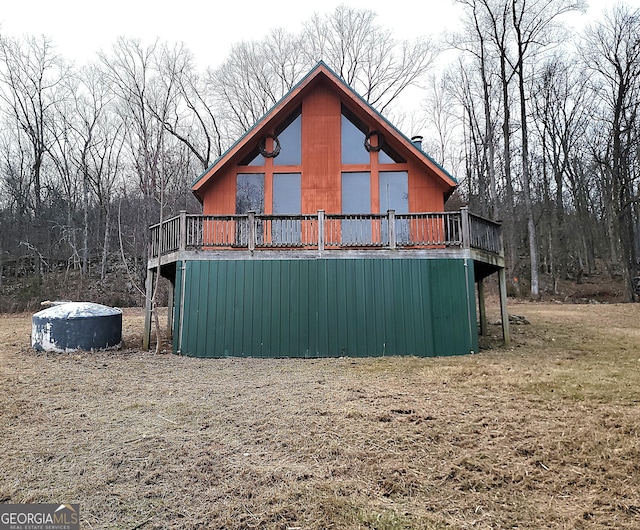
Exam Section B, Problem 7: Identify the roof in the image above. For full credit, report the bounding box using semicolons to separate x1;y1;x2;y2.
192;61;458;201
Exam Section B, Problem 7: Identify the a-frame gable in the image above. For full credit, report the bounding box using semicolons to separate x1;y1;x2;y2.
192;62;457;203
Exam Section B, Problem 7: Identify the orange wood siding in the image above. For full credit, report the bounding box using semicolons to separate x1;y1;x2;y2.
201;167;236;215
301;83;342;214
198;83;449;216
407;159;446;212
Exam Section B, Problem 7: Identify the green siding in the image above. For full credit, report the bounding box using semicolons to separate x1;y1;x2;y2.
173;258;478;358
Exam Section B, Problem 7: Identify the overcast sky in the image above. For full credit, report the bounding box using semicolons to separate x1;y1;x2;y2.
0;0;615;70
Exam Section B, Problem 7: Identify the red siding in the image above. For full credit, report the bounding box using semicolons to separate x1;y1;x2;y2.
198;83;448;215
301;84;342;214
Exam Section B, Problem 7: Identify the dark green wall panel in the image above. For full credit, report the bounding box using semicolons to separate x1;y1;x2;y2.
173;258;479;358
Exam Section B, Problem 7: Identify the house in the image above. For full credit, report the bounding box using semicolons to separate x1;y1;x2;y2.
144;62;509;357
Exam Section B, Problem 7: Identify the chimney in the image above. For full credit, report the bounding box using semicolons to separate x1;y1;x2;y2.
411;135;423;151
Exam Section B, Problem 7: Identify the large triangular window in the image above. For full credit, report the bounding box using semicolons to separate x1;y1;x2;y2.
273;111;302;166
341;109;369;164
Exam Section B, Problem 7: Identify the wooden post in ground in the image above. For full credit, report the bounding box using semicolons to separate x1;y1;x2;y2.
143;269;154;350
477;278;487;336
498;267;510;345
166;280;174;340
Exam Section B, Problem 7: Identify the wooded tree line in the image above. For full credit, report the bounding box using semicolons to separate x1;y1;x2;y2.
0;3;638;302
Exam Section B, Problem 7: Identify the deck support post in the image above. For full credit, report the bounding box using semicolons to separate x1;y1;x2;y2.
167;280;174;340
477;278;488;336
498;267;510;345
143;269;155;350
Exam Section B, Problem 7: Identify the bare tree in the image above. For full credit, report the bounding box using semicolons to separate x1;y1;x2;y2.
582;3;640;300
151;42;223;172
532;55;593;288
509;0;586;298
0;34;71;213
303;5;439;113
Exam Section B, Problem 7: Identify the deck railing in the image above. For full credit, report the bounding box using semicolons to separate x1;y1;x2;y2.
149;207;502;259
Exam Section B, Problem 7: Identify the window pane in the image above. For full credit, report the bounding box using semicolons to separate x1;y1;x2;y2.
273;173;301;244
273;173;301;214
236;173;265;246
380;171;409;244
236;173;265;214
274;114;302;166
341;114;369;164
342;172;371;244
247;152;264;166
379;171;408;213
238;149;264;166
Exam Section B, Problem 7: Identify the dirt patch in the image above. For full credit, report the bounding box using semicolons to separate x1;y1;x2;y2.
1;301;639;529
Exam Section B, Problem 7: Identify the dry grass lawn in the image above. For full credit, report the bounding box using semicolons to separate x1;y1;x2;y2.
1;300;639;529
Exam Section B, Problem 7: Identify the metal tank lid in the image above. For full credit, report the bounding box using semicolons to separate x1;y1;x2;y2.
33;302;122;319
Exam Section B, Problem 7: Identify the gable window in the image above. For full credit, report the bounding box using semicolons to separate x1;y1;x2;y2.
273;112;302;166
273;173;302;244
341;112;369;165
342;172;371;244
380;171;409;243
236;173;265;214
236;173;264;245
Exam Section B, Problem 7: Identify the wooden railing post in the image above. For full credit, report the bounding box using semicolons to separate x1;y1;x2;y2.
388;209;396;249
318;210;325;252
460;207;471;249
248;211;256;251
149;226;157;259
179;210;187;252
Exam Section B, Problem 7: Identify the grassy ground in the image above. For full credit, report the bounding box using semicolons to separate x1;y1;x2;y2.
1;301;639;529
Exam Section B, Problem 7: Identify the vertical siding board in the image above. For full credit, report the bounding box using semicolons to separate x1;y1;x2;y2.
268;261;280;357
279;261;291;356
290;261;302;356
350;260;363;356
239;261;256;355
304;260;317;356
233;260;246;356
295;261;316;357
407;261;423;355
186;261;200;357
399;260;413;355
249;261;261;355
429;260;446;356
402;260;418;355
382;260;396;356
186;261;202;357
334;260;348;357
196;260;211;357
217;261;230;357
393;260;407;355
370;260;382;355
420;261;435;357
317;260;331;356
260;261;272;356
364;260;379;355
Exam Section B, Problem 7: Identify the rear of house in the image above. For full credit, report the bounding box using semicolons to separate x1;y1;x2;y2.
145;62;509;357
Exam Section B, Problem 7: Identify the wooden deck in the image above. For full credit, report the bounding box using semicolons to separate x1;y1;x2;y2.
148;207;504;270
